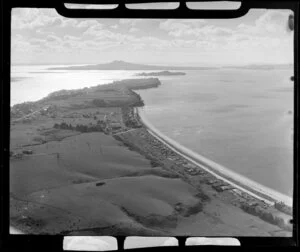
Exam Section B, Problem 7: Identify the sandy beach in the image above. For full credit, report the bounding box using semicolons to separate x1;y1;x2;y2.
10;78;292;236
138;108;293;207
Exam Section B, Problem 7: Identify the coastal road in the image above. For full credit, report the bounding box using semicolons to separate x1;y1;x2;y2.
113;128;138;136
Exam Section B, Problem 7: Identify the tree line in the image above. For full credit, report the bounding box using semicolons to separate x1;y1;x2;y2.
53;122;104;133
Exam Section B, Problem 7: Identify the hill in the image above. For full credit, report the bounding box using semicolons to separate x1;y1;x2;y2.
48;60;217;71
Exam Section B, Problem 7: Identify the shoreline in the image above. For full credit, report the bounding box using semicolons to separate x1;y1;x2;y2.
10;77;293;234
136;107;293;207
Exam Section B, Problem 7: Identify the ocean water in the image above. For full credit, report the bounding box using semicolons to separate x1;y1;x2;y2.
136;69;294;198
11;65;294;198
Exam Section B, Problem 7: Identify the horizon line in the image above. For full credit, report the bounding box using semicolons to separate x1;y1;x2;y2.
11;60;294;68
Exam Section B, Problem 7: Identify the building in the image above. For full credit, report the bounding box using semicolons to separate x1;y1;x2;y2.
219;185;235;191
183;163;198;169
110;122;123;133
22;150;33;155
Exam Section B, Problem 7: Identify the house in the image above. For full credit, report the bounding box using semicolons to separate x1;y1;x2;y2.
110;122;122;130
183;163;197;169
22;150;33;155
219;185;235;191
232;188;243;197
207;179;218;185
12;153;23;159
212;181;231;191
212;180;225;187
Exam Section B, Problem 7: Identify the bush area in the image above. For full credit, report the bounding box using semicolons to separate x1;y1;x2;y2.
240;203;292;231
42;89;85;102
183;201;204;217
53;122;104;133
150;160;161;167
113;78;161;90
11;102;37;118
121;106;142;128
274;201;292;216
91;99;108;107
126;89;145;107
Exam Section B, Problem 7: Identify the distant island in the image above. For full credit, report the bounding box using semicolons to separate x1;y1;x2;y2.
136;71;186;76
48;60;217;71
223;63;293;70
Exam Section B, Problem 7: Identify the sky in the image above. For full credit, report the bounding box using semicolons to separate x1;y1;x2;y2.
11;3;294;66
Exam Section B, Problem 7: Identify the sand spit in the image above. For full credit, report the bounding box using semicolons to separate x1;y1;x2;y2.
10;78;292;236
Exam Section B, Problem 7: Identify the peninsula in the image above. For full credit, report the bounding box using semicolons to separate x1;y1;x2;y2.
136;71;186;76
10;78;292;236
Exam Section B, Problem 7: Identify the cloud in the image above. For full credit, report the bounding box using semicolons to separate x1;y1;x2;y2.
11;34;30;50
11;8;61;29
160;20;233;40
30;38;47;45
46;34;61;42
11;8;293;65
170;39;196;48
256;10;291;33
159;19;207;37
11;34;44;56
137;36;170;50
76;20;101;28
83;23;105;36
238;10;292;36
111;24;118;29
119;19;153;30
63;35;81;41
119;19;142;26
36;28;55;36
129;27;139;33
130;43;145;50
60;18;78;28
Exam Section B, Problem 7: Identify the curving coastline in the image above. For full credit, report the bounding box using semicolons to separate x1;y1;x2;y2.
10;77;292;235
137;107;293;207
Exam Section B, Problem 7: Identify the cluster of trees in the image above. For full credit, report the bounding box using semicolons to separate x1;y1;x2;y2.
90;96;144;108
240;203;291;231
127;89;145;107
150;159;161;168
119;78;161;90
53;122;104;133
42;89;85;102
121;107;142;128
91;99;108;107
11;102;36;116
274;201;292;216
131;99;144;107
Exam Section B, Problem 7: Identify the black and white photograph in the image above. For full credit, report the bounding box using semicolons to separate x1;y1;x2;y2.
9;2;294;238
